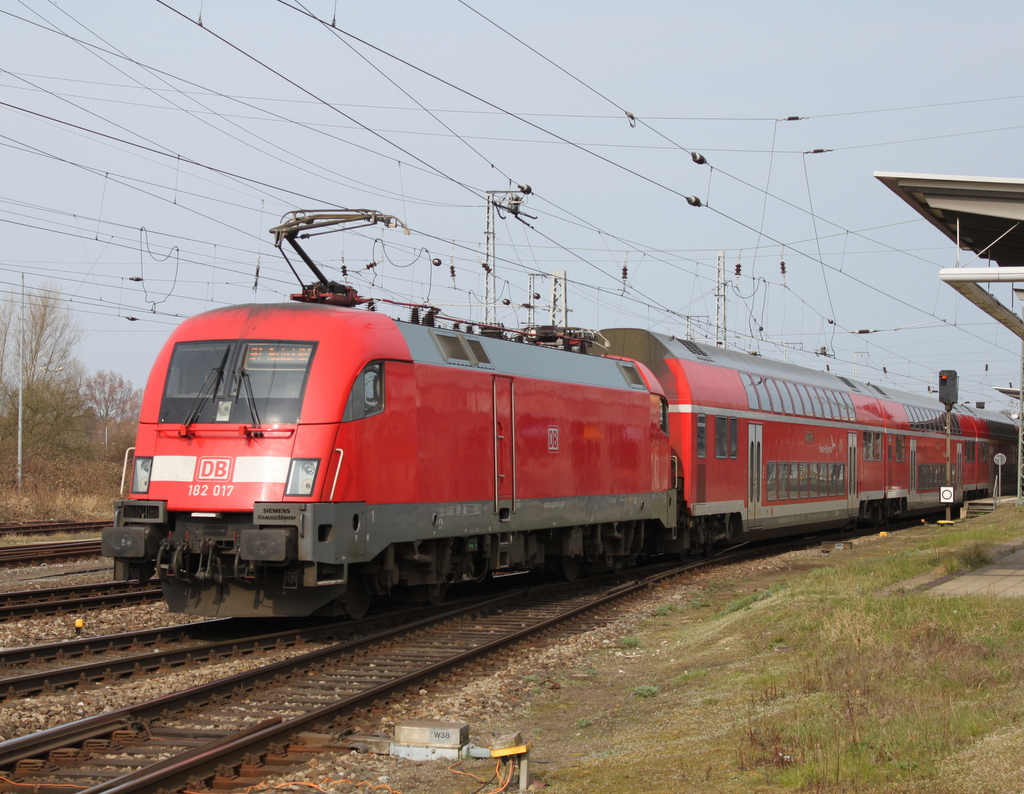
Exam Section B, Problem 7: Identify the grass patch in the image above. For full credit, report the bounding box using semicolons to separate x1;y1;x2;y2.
534;513;1024;793
941;541;994;574
718;586;780;616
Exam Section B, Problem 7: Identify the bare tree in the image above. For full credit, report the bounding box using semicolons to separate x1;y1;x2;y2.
0;284;89;479
84;370;143;451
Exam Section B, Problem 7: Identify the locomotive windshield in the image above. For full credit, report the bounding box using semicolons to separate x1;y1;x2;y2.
159;340;316;425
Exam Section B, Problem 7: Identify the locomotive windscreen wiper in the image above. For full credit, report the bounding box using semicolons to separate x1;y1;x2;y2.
182;346;231;427
236;367;262;428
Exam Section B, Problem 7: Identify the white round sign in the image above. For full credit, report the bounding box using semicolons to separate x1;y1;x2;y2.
994;452;1007;466
940;486;955;503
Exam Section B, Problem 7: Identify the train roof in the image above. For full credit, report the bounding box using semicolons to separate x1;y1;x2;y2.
599;327;1016;429
396;321;658;393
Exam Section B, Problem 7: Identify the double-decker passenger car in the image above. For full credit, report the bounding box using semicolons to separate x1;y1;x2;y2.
601;329;1016;555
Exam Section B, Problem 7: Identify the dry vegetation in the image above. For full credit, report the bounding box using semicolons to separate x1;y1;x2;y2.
474;510;1024;793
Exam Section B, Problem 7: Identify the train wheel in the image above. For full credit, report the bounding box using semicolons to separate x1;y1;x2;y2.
561;555;581;582
343;569;371;620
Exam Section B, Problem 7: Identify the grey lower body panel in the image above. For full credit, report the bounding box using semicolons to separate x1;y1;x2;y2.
112;490;674;618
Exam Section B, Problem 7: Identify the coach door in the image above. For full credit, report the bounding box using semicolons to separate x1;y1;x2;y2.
493;376;516;520
956;442;963;499
747;423;763;528
909;438;918;501
847;431;859;514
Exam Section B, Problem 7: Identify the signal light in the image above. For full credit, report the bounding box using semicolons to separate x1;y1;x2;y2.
938;370;958;406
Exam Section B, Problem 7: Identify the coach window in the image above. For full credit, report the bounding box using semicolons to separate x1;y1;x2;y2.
343;361;385;422
753;378;771;412
778;462;789;499
715;416;729;458
808;462;819;498
841;392;855;420
743;373;760;410
766;462;777;501
659;396;669;434
862;431;872;461
784;382;804;415
874;432;883;461
696;414;707;459
729;417;739;458
766;379;784;413
895;435;905;462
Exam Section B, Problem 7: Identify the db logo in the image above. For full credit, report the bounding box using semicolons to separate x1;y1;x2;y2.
547;426;559;452
196;457;232;481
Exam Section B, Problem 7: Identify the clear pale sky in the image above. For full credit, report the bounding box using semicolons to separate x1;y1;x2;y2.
2;1;1023;408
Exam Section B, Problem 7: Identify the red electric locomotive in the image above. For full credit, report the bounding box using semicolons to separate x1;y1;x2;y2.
601;329;1016;554
102;303;677;617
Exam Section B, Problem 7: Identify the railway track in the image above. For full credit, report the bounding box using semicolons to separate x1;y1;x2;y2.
0;521;107;538
0;580;161;621
0;539;103;566
0;567;683;794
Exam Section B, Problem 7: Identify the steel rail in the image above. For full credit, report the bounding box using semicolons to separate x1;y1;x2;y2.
0;539;102;564
0;521;108;537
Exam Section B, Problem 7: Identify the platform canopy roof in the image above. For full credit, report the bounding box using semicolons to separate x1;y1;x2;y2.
876;171;1024;340
875;172;1024;266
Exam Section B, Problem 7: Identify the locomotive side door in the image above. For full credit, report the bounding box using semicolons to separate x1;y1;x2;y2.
493;376;516;520
747;423;763;529
847;431;859;514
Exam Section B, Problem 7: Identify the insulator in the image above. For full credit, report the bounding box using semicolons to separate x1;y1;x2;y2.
622;265;628;281
366;300;376;311
432;258;442;267
424;308;436;327
734;264;741;277
341;265;348;277
533;292;540;300
365;261;377;270
482;264;492;274
883;367;888;374
780;262;786;275
502;298;511;305
453;322;460;332
129;276;143;282
450;265;456;278
686;196;702;207
826;364;830;371
411;307;420;324
691;152;707;165
126;316;139;321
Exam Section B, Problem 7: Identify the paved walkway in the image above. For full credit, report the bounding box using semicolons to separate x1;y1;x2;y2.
892;537;1024;598
926;543;1024;597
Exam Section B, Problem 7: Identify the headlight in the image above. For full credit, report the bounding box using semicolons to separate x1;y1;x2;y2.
285;458;319;496
131;457;153;494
